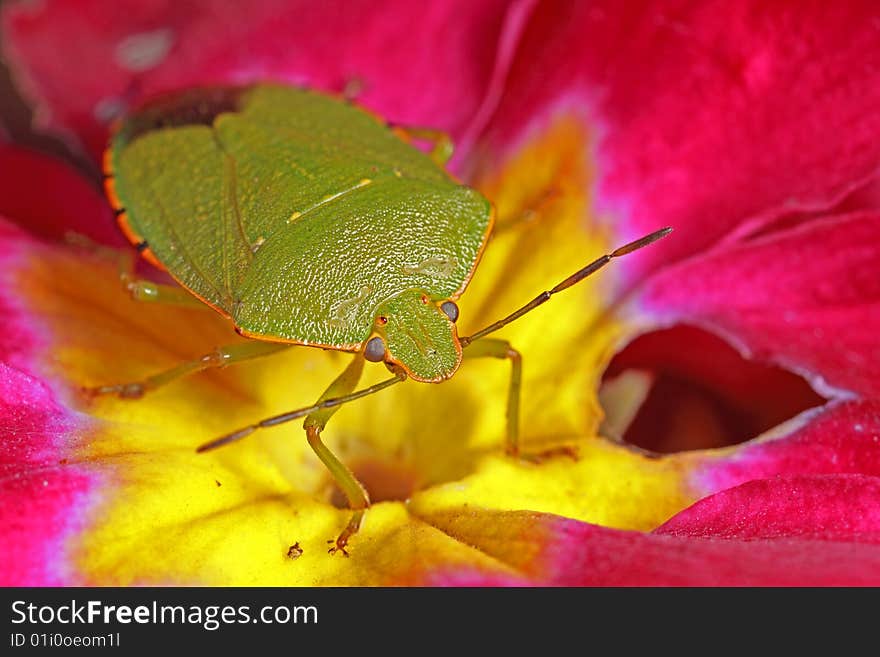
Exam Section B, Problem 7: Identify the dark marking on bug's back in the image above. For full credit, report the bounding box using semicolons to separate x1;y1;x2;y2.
117;86;248;147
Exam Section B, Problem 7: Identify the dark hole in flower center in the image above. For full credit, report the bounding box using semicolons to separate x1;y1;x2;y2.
328;458;420;508
599;324;827;453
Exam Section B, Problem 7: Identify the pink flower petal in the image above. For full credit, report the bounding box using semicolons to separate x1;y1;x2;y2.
633;212;880;398
0;362;95;586
0;363;91;586
479;1;880;279
695;400;880;493
0;220;51;373
2;0;529;161
0;219;97;585
0;145;120;245
417;499;880;585
657;474;880;543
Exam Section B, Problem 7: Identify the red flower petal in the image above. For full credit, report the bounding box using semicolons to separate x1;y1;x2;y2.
633;212;880;398
657;474;880;543
0;145;120;245
2;0;529;160
479;1;880;279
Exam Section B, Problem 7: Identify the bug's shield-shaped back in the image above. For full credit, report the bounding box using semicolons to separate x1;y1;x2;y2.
375;290;461;383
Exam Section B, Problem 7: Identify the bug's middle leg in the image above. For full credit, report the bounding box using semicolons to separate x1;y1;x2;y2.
302;355;371;556
462;338;522;456
88;341;291;399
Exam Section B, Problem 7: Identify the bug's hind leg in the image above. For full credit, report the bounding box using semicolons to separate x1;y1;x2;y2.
301;356;372;556
87;341;290;399
66;232;206;308
119;270;207;307
391;125;454;167
114;244;207;308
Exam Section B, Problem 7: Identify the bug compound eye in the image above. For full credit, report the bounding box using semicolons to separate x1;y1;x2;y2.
440;300;459;323
364;336;386;362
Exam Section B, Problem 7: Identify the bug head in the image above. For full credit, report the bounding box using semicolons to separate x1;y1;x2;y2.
364;290;461;382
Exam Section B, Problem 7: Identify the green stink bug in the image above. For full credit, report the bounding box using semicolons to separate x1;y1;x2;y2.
98;83;671;555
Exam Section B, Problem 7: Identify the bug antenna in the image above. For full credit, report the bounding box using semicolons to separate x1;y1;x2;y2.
196;370;407;453
460;227;672;346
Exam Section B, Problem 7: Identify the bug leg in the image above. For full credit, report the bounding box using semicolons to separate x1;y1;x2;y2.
391;125;454;166
301;356;371;556
118;272;204;307
119;273;210;307
341;76;367;101
87;341;290;399
462;338;522;456
115;251;207;308
66;232;207;308
462;338;577;461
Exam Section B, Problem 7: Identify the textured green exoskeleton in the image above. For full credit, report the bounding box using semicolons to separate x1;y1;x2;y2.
107;84;490;382
102;82;671;555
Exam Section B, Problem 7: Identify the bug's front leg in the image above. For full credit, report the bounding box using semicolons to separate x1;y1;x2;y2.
303;355;371;556
464;338;578;462
462;338;522;456
463;338;579;461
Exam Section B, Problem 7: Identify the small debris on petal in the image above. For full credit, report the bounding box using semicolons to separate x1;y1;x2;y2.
115;28;175;72
93;97;127;122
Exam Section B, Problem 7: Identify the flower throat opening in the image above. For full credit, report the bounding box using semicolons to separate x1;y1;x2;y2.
598;324;827;453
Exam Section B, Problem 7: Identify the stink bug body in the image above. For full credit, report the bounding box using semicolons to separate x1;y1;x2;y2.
99;82;671;555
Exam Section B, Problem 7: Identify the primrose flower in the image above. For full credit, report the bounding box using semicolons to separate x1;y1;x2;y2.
2;0;880;586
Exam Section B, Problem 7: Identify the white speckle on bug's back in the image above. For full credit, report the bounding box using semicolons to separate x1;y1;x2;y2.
854;424;864;432
115;28;175;72
327;285;373;328
402;255;457;279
